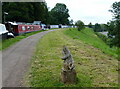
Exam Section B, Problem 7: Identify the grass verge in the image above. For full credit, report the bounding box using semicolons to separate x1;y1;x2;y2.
25;28;118;87
0;30;44;50
64;28;118;58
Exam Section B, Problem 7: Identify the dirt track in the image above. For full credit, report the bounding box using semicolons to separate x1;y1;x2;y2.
2;30;55;87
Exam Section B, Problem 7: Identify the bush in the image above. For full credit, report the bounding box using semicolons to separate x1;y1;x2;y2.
75;20;85;31
95;32;109;45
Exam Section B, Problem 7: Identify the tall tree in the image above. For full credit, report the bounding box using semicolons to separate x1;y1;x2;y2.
2;2;31;22
2;2;49;24
100;24;108;31
108;1;120;47
50;3;70;25
93;23;101;32
32;2;49;24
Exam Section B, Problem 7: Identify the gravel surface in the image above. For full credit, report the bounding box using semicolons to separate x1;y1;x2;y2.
2;30;56;87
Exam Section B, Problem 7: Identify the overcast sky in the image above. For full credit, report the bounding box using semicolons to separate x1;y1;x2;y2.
45;0;119;25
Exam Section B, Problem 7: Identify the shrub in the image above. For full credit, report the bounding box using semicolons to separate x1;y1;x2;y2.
75;20;85;31
95;32;109;45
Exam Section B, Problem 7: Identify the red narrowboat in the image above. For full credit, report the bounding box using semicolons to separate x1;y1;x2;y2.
5;22;42;36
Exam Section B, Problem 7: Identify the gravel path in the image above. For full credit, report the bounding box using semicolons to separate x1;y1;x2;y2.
2;30;56;87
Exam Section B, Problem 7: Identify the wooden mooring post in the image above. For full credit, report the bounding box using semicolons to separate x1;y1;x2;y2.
61;46;77;84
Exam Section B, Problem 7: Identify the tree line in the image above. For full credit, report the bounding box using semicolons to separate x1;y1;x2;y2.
75;1;120;48
108;1;120;48
93;1;120;48
2;2;70;25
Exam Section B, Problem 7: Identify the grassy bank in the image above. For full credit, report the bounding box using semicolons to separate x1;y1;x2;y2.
25;28;118;87
95;32;109;44
64;28;118;58
0;30;44;50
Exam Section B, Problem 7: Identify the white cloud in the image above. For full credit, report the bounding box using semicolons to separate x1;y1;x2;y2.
45;0;119;24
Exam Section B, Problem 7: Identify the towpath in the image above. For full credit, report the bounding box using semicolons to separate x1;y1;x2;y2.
2;30;56;87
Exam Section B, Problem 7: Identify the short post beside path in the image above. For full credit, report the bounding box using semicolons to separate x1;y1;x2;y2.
61;46;77;84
